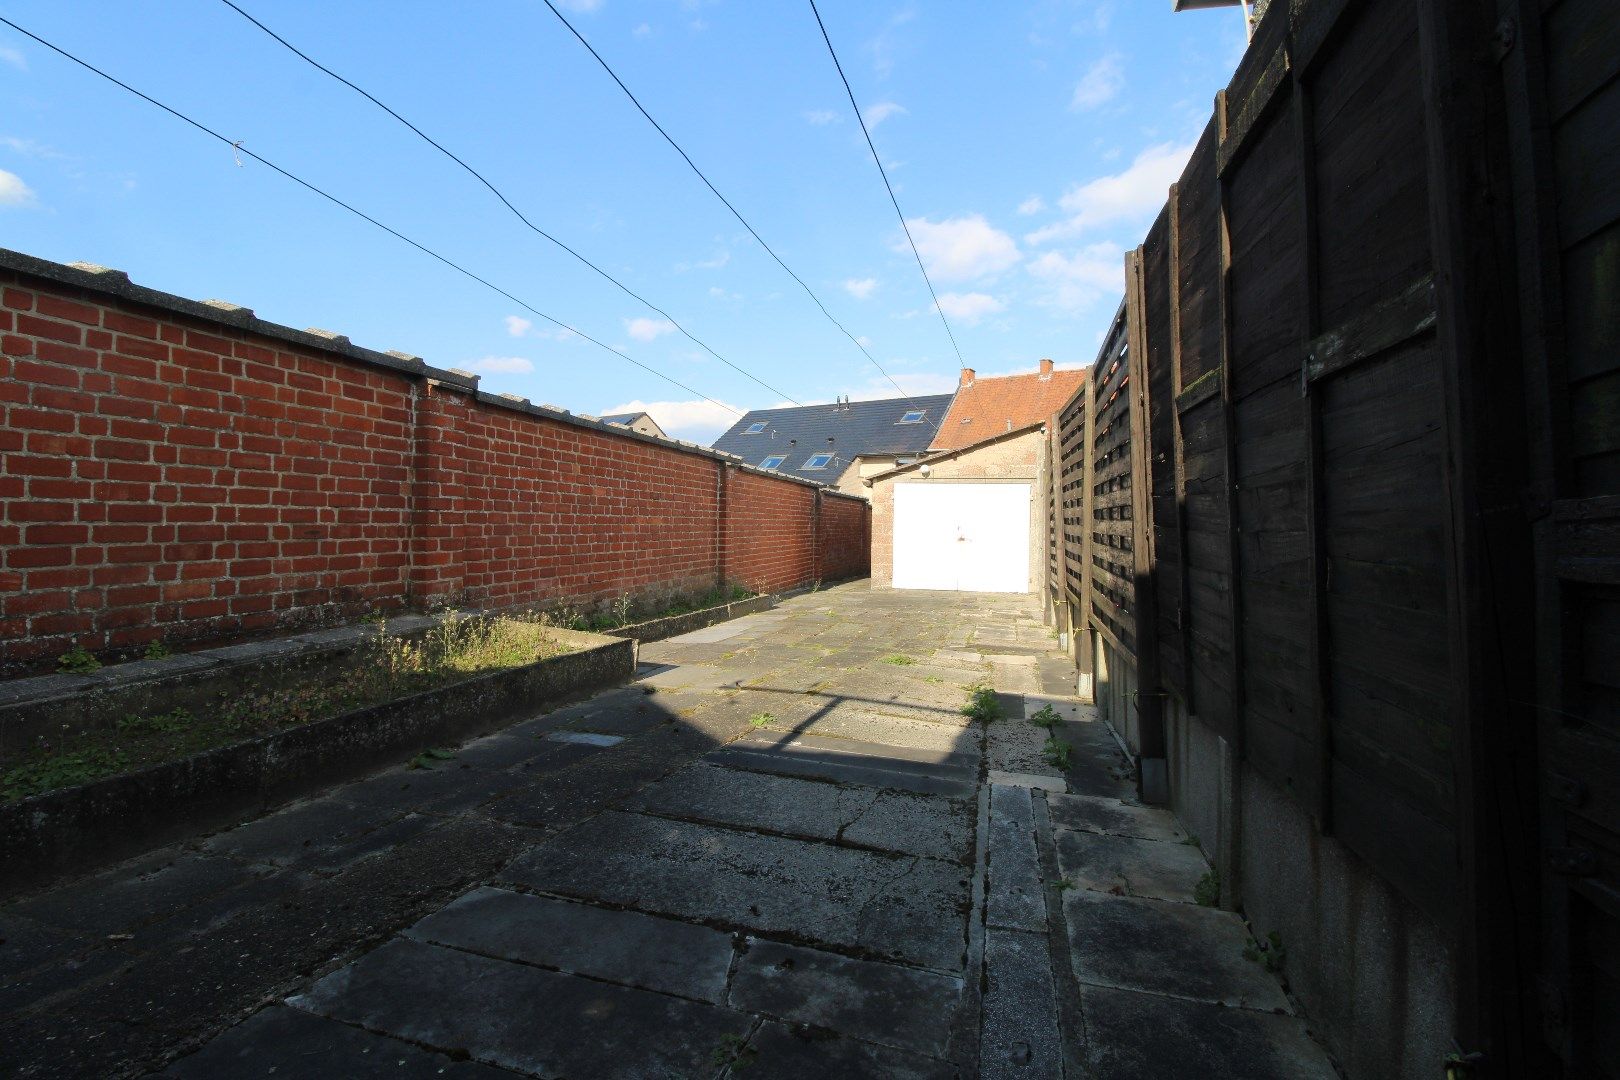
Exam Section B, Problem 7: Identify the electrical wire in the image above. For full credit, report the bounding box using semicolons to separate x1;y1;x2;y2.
807;0;966;376
536;0;940;423
216;0;801;407
0;15;742;419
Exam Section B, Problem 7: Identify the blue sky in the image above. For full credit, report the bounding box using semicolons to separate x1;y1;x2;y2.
0;1;1247;443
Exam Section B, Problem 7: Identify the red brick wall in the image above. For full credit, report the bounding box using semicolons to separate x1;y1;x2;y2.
819;493;870;583
0;263;870;671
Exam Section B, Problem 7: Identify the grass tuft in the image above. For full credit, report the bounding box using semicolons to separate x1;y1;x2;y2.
880;654;917;666
961;685;1003;722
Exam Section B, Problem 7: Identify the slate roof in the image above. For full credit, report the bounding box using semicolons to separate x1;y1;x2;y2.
931;366;1085;451
599;412;648;426
711;394;955;482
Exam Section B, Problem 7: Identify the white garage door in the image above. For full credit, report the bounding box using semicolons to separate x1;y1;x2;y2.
892;482;1031;593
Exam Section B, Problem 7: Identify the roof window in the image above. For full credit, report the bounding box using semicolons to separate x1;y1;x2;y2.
760;455;786;470
743;422;768;434
804;453;834;470
898;410;926;424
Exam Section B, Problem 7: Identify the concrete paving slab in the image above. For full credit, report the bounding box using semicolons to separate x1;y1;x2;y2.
404;886;734;1002
1022;695;1098;724
445;729;572;770
667;620;752;643
159;1004;510;1079
9;851;256;936
987;785;1046;933
1046;792;1188;843
1060;890;1292;1012
1081;985;1340;1080
544;730;624;747
981;928;1063;1080
630;763;973;861
740;1021;958;1080
1054;830;1209;902
729;939;963;1057
987;769;1067;792
633;663;763;690
708;742;977;798
987;719;1064;778
202;796;434;871
502;811;969;971
482;727;711;830
758;705;979;757
729;728;978;771
337;763;534;818
289;938;751;1079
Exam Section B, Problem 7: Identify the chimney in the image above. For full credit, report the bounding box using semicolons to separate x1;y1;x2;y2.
960;367;976;388
1039;358;1053;377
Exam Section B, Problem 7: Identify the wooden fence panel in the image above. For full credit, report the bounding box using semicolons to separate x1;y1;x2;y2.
1305;0;1457;919
1143;209;1187;701
1223;55;1319;811
1089;306;1136;657
1174;123;1237;739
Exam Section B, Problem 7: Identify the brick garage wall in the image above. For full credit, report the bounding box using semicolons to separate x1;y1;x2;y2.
819;490;870;582
0;254;870;672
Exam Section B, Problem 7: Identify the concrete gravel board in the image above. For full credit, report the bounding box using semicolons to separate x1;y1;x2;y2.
403;886;734;1002
728;939;964;1057
502;811;970;971
289;938;752;1079
1061;890;1292;1012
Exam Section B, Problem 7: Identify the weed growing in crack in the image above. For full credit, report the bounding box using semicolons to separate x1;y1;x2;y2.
880;654;917;666
142;641;173;661
1042;736;1072;771
961;685;1002;722
1243;930;1286;972
408;748;458;770
1029;704;1061;729
748;712;775;729
1055;877;1077;892
1194;868;1221;907
923;674;945;684
710;1033;758;1070
56;644;101;674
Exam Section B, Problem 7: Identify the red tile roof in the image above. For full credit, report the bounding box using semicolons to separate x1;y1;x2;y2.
929;361;1086;451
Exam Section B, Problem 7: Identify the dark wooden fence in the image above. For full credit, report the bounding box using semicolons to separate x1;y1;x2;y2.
1046;0;1619;1074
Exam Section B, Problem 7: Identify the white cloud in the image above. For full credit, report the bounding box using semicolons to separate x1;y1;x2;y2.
1026;241;1125;312
855;335;873;349
465;356;534;374
1025;142;1195;245
504;315;532;337
1071;54;1124;111
606;397;740;444
903;214;1021;282
843;277;878;300
855;371;960;398
708;286;740;301
1017;195;1045;216
554;0;602;11
632;22;652;36
626;317;675;342
935;292;1005;325
0;169;36;208
866;101;907;128
803;109;840;126
0;45;25;71
677;248;729;272
0;136;67;160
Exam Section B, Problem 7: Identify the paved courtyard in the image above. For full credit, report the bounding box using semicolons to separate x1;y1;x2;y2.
1;583;1339;1078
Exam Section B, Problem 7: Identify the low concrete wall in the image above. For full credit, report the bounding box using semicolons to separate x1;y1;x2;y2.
1161;700;1454;1074
0;629;632;898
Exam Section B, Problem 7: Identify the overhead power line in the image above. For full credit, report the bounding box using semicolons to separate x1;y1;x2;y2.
536;0;934;418
806;0;967;375
216;0;801;407
0;15;742;420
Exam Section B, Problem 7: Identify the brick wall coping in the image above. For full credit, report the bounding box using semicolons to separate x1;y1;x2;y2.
0;246;865;505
